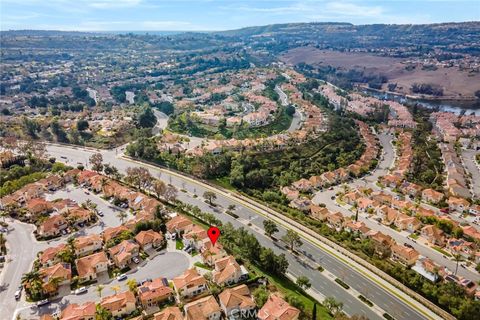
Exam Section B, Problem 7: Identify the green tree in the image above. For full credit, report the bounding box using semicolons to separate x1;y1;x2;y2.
324;296;343;316
296;276;311;290
282;229;303;252
263;220;279;238
203;191;217;205
89;153;103;172
137;106;157;128
77;119;89;131
253;285;269;307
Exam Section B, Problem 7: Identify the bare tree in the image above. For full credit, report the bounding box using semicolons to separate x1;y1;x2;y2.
152;179;167;199
89;153;104;172
125;167;153;190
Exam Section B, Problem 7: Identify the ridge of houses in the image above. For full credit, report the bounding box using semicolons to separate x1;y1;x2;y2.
284;120;379;211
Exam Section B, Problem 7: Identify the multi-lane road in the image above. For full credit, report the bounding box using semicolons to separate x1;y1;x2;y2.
40;142;443;320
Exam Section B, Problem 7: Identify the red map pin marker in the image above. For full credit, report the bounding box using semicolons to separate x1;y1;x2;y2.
207;226;220;246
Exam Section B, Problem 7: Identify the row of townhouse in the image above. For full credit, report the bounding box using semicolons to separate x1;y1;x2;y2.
309;203;480;296
43;286;299;320
310;204;420;265
34;227;165;297
341;188;480;254
430;112;480;142
285;121;379;211
441;142;472;200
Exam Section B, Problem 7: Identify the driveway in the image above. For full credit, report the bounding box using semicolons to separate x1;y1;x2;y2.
461;149;480;197
17;252;189;319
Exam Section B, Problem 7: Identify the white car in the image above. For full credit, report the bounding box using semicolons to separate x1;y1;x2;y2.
116;274;127;281
132;257;140;264
74;287;87;295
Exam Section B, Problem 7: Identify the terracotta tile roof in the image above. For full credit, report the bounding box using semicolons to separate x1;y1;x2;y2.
103;225;129;242
100;291;136;313
258;294;300;320
74;234;103;251
39;243;66;265
172;268;207;293
75;251;108;279
184;295;221;320
218;284;255;309
60;302;96;320
137;278;173;305
135;229;163;247
153;307;184;320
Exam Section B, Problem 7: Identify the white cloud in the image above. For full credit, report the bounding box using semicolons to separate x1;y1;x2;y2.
88;0;142;9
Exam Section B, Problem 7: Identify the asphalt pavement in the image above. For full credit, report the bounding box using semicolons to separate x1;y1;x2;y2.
43;142;443;320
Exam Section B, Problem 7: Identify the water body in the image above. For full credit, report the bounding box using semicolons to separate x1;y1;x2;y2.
363;88;480;115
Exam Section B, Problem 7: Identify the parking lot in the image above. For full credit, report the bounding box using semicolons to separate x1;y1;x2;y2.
45;185;134;235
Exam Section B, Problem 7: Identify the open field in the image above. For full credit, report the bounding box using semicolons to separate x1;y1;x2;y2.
281;47;480;100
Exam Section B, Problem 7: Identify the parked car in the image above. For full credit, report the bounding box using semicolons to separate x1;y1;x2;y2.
36;299;50;307
116;274;127;281
404;242;413;248
74;287;87;295
132;257;140;264
97;211;104;217
14;290;21;300
139;278;152;285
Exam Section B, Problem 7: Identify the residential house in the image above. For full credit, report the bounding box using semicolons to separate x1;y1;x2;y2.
422;189;444;204
166;215;193;237
310;205;330;221
289;197;311;212
258;294;300;320
26;198;52;215
137;278;173;309
446;238;476;259
326;212;344;231
135;230;164;251
75;252;109;283
172;268;208;299
395;215;422;232
367;230;393;258
292;178;312;192
448;197;470;213
74;234;103;257
184;295;221;320
391;244;420;266
108;240;139;268
100;291;137;317
201;245;228;267
102;225;130;243
212;256;248;286
39;243;66;267
218;284;256;319
412;257;445;282
153;307;184;320
60;302;96;320
280;186;299;201
39;263;72;295
38;215;68;238
421;225;446;247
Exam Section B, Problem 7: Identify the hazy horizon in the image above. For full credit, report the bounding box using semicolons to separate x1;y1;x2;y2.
1;0;479;32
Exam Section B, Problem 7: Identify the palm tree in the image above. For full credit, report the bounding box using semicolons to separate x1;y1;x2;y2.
22;271;43;298
117;211;128;224
57;248;75;264
111;285;120;295
454;253;463;275
126;279;137;294
353;202;359;221
47;276;63;294
95;304;112;320
96;285;104;298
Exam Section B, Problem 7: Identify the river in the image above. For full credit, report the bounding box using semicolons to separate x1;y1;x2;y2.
363;88;480;115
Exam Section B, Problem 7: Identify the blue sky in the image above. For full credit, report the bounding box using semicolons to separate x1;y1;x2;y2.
1;0;479;31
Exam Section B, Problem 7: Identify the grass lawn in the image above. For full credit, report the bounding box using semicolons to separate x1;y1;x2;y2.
175;239;184;250
433;246;452;257
194;262;213;271
250;265;332;320
409;233;419;240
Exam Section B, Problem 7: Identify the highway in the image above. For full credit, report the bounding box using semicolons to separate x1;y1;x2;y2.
44;143;443;320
